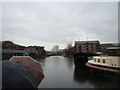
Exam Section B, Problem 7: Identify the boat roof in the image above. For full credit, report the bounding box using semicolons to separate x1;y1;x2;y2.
1;49;28;55
107;47;120;50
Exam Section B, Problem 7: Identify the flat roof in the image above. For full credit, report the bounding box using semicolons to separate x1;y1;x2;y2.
75;40;99;44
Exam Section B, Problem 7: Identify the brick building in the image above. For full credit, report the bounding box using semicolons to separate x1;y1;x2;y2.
74;40;100;54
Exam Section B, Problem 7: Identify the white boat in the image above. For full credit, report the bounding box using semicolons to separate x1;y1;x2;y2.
86;47;120;73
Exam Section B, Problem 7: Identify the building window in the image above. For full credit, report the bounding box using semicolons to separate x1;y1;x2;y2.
79;46;82;52
103;59;105;63
98;59;100;62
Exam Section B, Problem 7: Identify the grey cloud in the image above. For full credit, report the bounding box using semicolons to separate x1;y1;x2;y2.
2;2;118;50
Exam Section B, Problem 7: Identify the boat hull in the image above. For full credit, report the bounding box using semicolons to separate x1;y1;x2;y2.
86;62;120;77
74;57;88;67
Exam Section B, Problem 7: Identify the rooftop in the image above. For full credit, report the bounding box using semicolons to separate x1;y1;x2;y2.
75;40;100;44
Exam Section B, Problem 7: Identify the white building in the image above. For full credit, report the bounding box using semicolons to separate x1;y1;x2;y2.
51;45;59;52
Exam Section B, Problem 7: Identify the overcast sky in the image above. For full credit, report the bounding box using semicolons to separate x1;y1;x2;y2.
2;2;118;50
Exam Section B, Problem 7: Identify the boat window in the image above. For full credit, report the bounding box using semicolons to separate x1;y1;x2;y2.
94;58;96;62
103;59;105;63
98;59;100;62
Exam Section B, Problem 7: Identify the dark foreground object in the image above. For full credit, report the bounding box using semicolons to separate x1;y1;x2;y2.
2;61;38;88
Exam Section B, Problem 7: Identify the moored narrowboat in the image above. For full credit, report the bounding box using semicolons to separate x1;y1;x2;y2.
86;47;120;75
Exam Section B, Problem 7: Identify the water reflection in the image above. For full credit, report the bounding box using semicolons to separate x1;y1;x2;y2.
74;66;120;88
74;66;89;83
38;56;75;88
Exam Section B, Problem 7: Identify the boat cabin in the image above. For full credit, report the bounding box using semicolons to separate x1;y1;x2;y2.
107;47;120;56
93;56;120;67
92;47;120;68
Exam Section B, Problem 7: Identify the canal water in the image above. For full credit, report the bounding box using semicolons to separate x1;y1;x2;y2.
37;56;120;88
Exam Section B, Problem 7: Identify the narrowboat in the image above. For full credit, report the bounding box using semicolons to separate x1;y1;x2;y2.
86;47;120;75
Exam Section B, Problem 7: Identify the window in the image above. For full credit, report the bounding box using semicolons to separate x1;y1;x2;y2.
111;64;117;66
94;58;96;62
98;59;100;62
103;59;105;63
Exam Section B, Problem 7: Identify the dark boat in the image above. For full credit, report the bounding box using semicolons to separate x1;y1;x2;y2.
1;49;29;60
73;52;98;67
